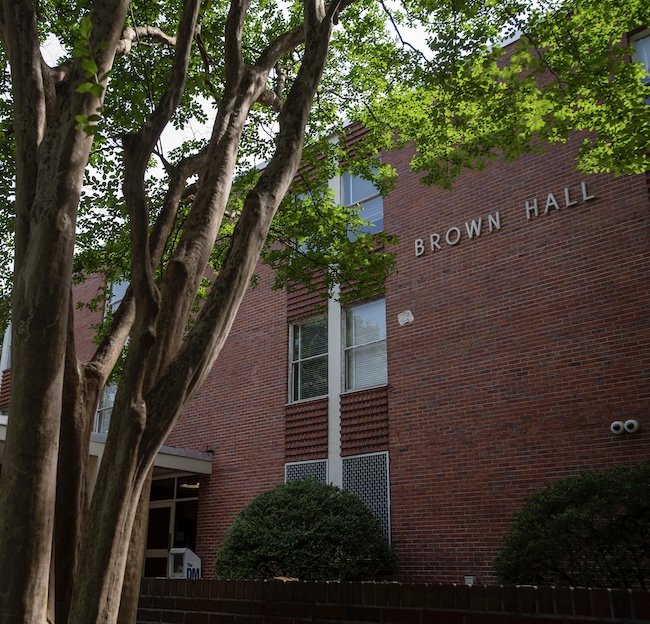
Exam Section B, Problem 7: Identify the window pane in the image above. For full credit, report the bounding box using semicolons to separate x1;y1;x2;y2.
358;195;384;233
634;34;650;81
96;409;111;434
99;383;117;410
343;172;378;205
291;316;328;401
95;383;117;433
346;300;387;347
293;317;327;360
344;172;384;237
150;478;175;501
146;506;171;549
345;299;387;391
109;280;129;313
346;342;387;390
176;475;200;499
293;355;328;401
174;500;198;550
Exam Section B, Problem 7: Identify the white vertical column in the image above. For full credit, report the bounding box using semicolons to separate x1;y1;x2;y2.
327;286;342;487
0;324;11;371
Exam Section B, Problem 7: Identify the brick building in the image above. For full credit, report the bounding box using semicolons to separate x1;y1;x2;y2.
161;129;650;583
1;38;650;585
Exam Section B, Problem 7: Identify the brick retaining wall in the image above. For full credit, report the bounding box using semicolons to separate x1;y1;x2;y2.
137;578;650;623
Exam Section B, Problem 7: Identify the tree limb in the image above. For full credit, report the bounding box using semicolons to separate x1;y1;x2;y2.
194;29;220;98
116;25;179;56
255;24;305;72
1;0;47;266
141;0;338;454
224;0;250;85
257;88;283;111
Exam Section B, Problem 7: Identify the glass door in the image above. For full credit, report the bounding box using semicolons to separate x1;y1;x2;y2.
144;502;173;577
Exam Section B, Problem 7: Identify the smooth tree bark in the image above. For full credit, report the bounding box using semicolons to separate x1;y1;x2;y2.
0;0;131;621
0;0;344;622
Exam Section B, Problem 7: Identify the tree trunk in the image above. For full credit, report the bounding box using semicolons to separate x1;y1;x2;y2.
55;340;103;624
0;194;79;624
117;474;152;624
0;0;339;622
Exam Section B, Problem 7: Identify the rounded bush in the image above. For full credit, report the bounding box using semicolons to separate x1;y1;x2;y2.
214;478;396;581
493;462;650;589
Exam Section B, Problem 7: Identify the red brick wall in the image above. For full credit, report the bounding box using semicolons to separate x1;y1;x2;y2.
382;137;650;582
164;136;650;585
0;369;10;410
137;579;650;624
165;263;288;575
72;273;106;363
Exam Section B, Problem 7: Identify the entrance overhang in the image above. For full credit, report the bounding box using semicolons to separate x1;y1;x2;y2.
0;420;212;486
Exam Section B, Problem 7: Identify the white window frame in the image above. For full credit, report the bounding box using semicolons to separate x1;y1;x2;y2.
342;171;384;236
343;299;388;392
94;383;116;434
289;316;329;402
632;30;650;106
632;31;650;82
0;324;11;372
107;280;129;316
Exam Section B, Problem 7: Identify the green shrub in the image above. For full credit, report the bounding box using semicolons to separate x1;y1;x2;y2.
493;462;650;589
214;478;396;581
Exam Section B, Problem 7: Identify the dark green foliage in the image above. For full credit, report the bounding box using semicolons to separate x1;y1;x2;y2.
493;462;650;589
214;479;396;581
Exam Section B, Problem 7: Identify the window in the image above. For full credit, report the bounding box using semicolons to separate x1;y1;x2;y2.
345;299;387;391
632;31;650;105
343;172;383;235
94;383;116;433
290;316;328;401
108;280;129;315
0;325;11;371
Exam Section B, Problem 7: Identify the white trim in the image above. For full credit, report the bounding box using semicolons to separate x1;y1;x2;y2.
0;324;11;371
89;432;212;475
327;285;342;487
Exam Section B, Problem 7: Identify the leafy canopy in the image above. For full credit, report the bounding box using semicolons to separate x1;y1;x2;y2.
0;0;648;328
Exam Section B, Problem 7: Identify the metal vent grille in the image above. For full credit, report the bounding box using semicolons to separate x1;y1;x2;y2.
342;451;390;540
285;459;328;484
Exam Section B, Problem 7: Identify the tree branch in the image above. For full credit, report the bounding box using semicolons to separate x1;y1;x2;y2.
1;0;47;266
255;24;305;73
194;29;220;98
115;25;179;56
140;0;337;453
224;0;250;85
256;88;283;111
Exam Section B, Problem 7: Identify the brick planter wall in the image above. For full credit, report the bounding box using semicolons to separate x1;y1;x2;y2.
138;579;650;624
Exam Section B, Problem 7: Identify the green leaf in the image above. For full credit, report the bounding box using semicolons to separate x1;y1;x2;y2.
75;82;94;94
89;83;104;98
79;16;93;40
81;57;99;77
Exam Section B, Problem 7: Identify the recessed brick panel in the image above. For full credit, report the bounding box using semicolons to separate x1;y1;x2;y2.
340;387;389;455
285;398;328;461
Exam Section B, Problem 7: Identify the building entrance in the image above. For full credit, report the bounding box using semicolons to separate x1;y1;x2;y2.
144;474;200;577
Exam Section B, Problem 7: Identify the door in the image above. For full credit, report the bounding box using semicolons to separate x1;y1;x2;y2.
144;502;173;577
